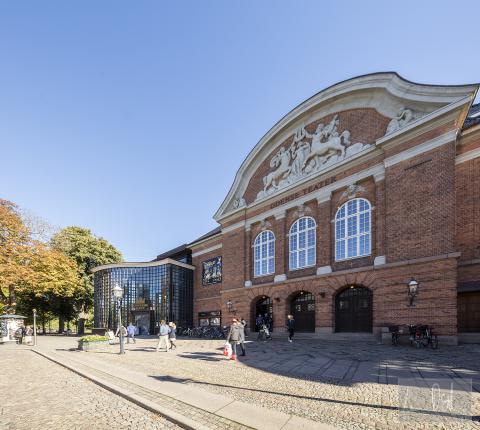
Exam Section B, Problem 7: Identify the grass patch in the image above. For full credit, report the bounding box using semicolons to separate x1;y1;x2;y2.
79;335;109;343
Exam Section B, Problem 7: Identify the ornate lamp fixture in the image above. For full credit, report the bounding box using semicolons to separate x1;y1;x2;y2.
408;278;419;307
226;300;236;315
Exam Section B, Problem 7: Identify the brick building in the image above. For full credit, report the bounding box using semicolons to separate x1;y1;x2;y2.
189;72;480;345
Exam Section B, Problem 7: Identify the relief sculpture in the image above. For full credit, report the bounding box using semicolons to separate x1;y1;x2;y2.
256;115;369;200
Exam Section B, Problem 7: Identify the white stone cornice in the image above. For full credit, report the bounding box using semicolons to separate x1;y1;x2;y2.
191;244;223;258
384;130;457;168
373;171;385;182
455;147;480;165
316;192;331;204
274;211;286;220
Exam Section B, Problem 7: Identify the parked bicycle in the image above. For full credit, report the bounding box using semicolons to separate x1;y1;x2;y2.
388;324;438;349
179;325;228;339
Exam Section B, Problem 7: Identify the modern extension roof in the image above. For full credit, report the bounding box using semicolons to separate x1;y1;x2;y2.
188;226;221;246
153;243;189;262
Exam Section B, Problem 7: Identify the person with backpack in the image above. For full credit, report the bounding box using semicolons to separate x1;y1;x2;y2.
156;320;170;352
287;314;295;343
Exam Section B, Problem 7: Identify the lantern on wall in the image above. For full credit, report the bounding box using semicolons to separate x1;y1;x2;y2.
408;278;419;307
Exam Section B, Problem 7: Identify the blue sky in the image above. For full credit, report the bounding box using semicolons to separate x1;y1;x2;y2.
1;1;479;261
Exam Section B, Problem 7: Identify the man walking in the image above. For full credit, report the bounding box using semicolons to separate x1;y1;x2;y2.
239;319;246;356
156;320;170;352
126;322;136;344
287;314;295;343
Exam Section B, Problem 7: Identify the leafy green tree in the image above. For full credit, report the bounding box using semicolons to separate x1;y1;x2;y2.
51;227;122;332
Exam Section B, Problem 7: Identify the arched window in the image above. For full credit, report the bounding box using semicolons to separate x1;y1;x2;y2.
289;217;316;270
254;230;275;276
335;198;371;261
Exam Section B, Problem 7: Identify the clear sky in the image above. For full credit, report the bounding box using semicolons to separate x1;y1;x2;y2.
1;1;479;261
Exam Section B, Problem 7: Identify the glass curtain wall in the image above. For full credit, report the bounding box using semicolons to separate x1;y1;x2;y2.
93;263;193;334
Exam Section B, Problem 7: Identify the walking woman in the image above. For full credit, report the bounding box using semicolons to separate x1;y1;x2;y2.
287;314;295;343
168;322;177;350
226;318;242;361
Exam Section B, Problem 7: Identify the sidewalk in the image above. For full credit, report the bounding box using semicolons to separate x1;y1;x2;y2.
33;344;337;430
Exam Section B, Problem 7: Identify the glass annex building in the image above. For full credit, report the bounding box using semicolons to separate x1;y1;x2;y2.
93;251;194;334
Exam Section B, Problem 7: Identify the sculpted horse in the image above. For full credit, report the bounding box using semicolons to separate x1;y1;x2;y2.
302;122;350;170
262;147;291;192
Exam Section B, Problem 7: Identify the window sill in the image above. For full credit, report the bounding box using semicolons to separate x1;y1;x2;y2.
289;264;316;272
335;253;371;263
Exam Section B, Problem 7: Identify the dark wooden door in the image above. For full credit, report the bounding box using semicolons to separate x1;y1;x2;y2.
335;286;372;332
291;292;315;332
458;292;480;332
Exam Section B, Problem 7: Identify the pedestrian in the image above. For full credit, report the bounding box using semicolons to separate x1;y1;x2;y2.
156;320;170;352
226;318;242;361
239;320;246;356
240;318;248;338
24;326;33;345
255;314;263;332
287;314;295;343
168;322;177;350
115;324;127;338
126;322;136;344
15;326;23;344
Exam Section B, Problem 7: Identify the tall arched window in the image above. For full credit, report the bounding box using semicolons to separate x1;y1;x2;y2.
289;217;316;270
254;230;275;276
335;198;371;261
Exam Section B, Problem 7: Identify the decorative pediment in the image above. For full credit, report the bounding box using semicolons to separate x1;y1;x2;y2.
256;114;371;200
214;72;477;221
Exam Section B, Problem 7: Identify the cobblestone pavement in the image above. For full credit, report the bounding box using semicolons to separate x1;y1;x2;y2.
0;345;180;430
37;335;480;430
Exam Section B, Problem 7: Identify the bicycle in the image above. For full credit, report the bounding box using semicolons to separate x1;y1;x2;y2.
408;325;438;349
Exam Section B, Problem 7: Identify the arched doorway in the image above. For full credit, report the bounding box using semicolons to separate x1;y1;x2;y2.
290;291;315;332
335;286;372;332
253;296;273;332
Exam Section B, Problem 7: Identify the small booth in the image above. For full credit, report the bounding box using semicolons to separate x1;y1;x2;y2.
0;315;26;343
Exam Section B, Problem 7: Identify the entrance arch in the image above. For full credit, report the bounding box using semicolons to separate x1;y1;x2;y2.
252;296;273;332
335;286;372;332
290;291;315;332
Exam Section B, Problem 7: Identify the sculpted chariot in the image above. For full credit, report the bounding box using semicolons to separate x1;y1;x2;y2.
258;115;354;199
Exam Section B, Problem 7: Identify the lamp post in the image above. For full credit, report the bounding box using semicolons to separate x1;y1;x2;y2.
112;283;125;354
408;278;419;307
32;308;37;347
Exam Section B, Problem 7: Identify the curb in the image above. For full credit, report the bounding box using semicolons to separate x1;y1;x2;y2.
31;348;210;430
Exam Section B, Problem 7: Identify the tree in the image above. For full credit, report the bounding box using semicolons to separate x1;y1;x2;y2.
51;227;122;332
0;199;34;313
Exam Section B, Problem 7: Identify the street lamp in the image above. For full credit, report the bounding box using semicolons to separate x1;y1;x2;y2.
408;278;419;307
32;308;37;347
112;283;125;354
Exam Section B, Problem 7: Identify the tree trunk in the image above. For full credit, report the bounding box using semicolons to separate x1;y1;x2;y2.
77;318;85;335
58;316;65;334
41;313;46;334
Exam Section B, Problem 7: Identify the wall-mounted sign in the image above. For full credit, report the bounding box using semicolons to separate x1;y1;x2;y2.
202;256;222;285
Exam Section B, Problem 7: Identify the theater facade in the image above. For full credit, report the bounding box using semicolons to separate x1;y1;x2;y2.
189;72;480;345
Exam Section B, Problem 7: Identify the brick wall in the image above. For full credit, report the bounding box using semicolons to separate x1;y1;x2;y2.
385;143;456;262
